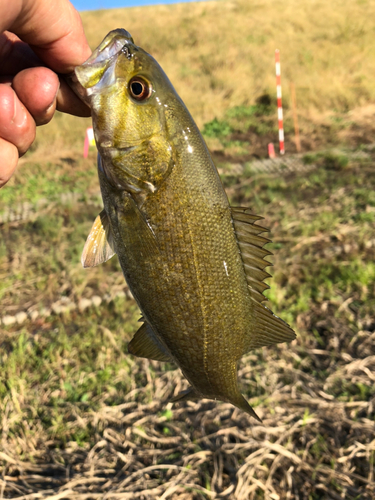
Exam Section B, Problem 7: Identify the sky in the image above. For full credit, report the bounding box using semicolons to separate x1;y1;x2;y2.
71;0;208;11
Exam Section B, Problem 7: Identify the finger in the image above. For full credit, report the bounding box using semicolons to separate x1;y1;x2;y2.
56;77;91;117
0;31;42;76
0;137;18;188
0;84;36;155
8;0;91;73
3;68;90;122
12;67;59;125
0;32;90;118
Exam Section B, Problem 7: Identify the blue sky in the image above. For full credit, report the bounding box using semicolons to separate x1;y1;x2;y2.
71;0;207;11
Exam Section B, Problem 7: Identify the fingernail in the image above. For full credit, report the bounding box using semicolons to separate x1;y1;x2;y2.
45;101;55;115
12;96;27;127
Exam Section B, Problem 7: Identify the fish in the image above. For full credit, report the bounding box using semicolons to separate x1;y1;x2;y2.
72;29;295;421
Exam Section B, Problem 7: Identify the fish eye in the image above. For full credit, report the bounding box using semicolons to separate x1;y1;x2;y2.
128;76;152;101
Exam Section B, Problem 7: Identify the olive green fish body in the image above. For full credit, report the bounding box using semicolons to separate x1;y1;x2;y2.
75;29;295;419
100;134;251;407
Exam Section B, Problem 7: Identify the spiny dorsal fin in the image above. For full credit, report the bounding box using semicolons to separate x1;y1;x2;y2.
128;322;172;362
81;209;116;268
244;298;296;352
231;208;296;351
231;207;272;303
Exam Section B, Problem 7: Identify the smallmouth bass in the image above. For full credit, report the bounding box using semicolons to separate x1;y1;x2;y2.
73;29;295;420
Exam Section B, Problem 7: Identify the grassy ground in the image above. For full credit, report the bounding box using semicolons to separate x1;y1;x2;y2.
81;0;375;126
1;145;374;499
1;0;375;498
14;0;375;160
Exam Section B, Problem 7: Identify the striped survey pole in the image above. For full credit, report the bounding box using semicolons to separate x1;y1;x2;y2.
275;49;285;155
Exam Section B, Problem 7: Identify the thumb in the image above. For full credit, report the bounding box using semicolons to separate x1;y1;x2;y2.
5;0;91;73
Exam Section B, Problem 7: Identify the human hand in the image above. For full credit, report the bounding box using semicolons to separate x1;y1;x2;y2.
0;0;92;187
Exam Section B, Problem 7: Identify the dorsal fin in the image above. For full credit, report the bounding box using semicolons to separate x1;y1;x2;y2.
245;298;296;351
81;209;116;268
231;207;272;303
231;208;296;351
128;322;172;362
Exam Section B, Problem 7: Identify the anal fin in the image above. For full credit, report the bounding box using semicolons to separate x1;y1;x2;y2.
128;322;172;362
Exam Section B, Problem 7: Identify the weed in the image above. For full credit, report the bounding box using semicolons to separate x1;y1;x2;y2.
323;152;349;170
201;118;232;138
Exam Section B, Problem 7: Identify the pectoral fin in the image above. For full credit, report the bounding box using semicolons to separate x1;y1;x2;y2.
81;209;116;268
117;195;160;259
128;322;172;362
170;386;200;403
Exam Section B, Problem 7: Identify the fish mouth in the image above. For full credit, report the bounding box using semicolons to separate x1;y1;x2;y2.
85;29;133;66
75;29;134;89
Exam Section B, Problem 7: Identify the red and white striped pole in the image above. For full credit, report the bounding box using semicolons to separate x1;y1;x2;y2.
275;49;285;155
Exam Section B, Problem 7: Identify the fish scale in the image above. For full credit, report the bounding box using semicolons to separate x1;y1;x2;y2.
71;28;296;420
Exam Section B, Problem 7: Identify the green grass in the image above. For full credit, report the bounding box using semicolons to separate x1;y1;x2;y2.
14;0;375;165
302;151;349;170
1;299;142;447
201;101;286;159
202;101;276;138
2;147;374;411
0;156;98;208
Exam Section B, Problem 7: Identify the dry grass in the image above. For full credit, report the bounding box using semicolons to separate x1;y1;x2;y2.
79;0;375;123
1;340;375;499
22;0;375;159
